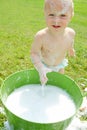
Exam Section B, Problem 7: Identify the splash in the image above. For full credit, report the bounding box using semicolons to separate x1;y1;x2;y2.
2;121;14;130
41;84;45;96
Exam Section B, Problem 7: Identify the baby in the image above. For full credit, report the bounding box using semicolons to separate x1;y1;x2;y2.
31;0;75;84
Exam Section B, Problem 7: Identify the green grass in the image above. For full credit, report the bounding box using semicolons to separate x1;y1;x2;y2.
0;0;87;127
0;0;45;78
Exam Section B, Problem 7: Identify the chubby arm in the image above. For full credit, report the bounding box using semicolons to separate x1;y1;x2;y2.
30;32;51;84
68;29;76;57
31;33;44;71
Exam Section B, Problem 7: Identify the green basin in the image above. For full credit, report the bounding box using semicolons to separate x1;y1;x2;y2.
0;69;83;130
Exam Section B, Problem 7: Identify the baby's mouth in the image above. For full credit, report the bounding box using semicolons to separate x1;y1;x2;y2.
52;25;61;28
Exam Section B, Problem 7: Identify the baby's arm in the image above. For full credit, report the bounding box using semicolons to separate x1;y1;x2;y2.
30;33;51;84
31;34;43;70
68;29;76;57
68;41;75;56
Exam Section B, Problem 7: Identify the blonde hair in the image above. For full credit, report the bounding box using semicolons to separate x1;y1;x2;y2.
44;0;74;17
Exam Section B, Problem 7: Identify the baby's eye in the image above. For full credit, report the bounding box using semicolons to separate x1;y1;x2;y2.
49;14;54;16
60;14;67;18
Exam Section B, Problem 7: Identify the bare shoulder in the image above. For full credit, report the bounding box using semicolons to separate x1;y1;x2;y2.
65;27;75;39
35;28;48;39
32;28;47;48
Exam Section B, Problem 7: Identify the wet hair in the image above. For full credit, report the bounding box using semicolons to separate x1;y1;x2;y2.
44;0;74;17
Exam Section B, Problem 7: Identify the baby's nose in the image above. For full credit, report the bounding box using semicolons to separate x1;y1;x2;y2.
54;17;61;24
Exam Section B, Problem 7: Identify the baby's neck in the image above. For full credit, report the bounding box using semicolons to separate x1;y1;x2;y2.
48;28;65;38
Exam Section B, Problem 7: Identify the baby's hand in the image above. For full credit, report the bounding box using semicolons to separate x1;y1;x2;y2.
40;73;48;85
69;48;75;57
39;67;52;85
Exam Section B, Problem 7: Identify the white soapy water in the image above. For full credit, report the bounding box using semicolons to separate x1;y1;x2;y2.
5;84;76;123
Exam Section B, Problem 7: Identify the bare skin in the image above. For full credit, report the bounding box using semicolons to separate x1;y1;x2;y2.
31;0;75;84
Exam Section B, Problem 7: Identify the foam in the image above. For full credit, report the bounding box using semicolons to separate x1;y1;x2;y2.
45;0;73;16
5;84;76;123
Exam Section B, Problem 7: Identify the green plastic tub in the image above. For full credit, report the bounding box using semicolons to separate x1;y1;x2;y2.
0;69;83;130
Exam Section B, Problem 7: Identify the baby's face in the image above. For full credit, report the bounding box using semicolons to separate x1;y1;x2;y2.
44;0;73;32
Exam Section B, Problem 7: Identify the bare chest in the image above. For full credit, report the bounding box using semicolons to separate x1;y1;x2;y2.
41;38;68;54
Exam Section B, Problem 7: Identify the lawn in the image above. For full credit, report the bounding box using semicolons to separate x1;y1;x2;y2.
0;0;87;128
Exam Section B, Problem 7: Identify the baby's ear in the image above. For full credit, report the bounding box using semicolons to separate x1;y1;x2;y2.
72;11;74;17
71;1;74;17
69;11;74;21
